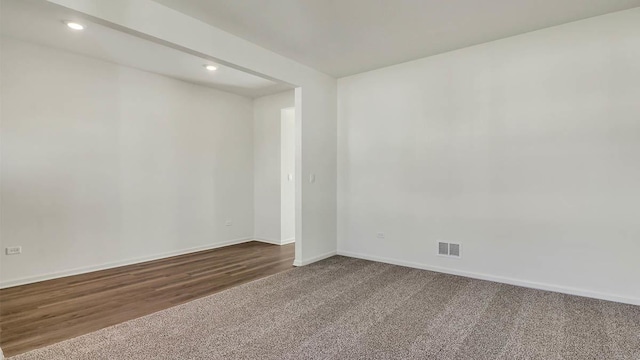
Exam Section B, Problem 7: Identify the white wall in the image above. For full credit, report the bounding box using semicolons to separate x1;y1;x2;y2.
0;38;255;287
253;91;294;243
338;8;640;305
48;0;338;266
281;108;296;242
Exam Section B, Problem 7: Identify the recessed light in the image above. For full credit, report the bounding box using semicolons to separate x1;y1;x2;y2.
204;65;218;72
64;21;85;31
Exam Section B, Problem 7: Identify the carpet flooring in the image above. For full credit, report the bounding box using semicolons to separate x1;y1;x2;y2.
10;256;640;359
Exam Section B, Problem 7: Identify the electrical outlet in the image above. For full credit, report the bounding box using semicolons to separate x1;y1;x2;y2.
5;246;22;255
376;232;385;239
225;220;233;226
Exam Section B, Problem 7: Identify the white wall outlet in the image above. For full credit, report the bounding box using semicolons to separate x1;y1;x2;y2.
288;173;293;181
225;220;233;226
376;232;385;239
309;173;316;183
5;246;22;255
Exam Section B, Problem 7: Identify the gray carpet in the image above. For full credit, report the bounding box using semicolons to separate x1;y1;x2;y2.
11;256;640;359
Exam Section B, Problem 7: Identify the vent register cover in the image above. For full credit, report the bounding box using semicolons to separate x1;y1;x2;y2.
438;241;461;258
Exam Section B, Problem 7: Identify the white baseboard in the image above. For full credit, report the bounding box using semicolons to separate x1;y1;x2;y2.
254;237;295;246
0;237;254;289
293;250;337;267
337;250;640;306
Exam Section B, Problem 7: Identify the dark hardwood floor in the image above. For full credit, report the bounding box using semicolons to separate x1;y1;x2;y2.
0;241;295;357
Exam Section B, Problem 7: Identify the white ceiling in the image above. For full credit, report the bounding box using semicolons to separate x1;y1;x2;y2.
0;0;292;98
153;0;640;77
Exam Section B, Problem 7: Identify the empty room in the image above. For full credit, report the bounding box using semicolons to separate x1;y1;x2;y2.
0;0;638;359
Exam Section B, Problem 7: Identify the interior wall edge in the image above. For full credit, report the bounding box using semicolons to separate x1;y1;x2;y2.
293;250;338;267
253;237;295;246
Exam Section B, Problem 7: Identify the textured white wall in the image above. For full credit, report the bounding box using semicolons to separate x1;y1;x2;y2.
253;91;294;243
0;38;255;286
338;9;640;304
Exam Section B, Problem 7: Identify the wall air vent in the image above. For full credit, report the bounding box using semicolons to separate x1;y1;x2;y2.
438;241;449;256
437;241;461;258
449;243;460;257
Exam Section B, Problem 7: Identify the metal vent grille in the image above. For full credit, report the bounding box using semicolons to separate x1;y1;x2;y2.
438;242;449;255
449;243;460;257
437;241;461;258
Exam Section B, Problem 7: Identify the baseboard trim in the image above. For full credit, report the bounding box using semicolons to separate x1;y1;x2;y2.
293;250;337;267
254;237;295;246
337;250;640;306
0;237;254;289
